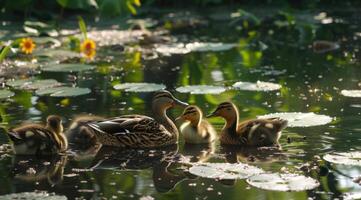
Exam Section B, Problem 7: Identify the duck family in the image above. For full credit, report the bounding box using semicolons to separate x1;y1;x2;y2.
6;90;288;155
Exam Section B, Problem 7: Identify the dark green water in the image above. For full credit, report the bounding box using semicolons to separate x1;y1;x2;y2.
1;6;361;200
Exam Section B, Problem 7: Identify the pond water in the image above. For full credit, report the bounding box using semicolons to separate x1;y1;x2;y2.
1;6;361;200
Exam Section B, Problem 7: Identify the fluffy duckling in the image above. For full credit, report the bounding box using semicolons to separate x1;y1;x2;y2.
207;102;287;147
66;115;105;149
176;106;216;144
7;115;68;155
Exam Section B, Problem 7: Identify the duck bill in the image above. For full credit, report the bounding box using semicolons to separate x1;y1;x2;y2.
206;111;218;118
173;99;188;108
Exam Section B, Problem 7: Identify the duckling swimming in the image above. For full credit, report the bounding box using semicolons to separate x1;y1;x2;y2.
66;114;105;149
207;102;287;147
176;105;216;144
85;90;188;148
8;115;68;155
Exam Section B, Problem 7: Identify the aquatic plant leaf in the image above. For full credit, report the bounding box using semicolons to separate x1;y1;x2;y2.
344;192;361;200
341;90;361;98
258;112;333;127
0;192;67;200
36;87;91;97
246;173;319;191
189;162;264;180
185;42;237;52
0;89;14;99
323;152;361;166
176;85;226;94
113;83;166;92
42;63;95;72
233;81;281;91
155;43;191;55
34;49;80;59
6;79;61;90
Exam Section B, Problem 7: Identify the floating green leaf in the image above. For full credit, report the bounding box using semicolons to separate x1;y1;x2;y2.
42;63;95;73
189;162;264;180
113;83;166;92
34;49;80;60
6;79;61;90
155;43;191;55
341;90;361;98
185;42;237;52
324;152;361;166
36;87;91;97
176;85;227;94
233;81;281;91
0;192;67;200
246;173;319;191
0;89;14;99
258;112;333;127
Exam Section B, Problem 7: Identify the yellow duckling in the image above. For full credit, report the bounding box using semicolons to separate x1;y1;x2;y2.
207;102;288;147
176;106;216;144
7;115;67;155
85;90;188;148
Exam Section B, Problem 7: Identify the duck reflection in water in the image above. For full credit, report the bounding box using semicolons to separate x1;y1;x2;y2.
90;144;187;193
12;155;67;186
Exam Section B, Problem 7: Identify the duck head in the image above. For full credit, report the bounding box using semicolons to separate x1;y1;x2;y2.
152;90;188;111
207;102;239;123
46;115;63;134
175;105;202;126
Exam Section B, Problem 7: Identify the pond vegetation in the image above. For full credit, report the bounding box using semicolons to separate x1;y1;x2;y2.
1;0;361;199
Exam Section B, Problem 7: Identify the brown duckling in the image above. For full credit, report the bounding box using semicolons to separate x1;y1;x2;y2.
207;102;287;147
85;90;188;148
7;115;68;155
176;105;216;144
66;114;105;149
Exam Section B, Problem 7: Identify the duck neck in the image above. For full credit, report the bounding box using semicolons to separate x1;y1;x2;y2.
152;105;179;140
46;125;68;151
189;116;202;128
224;109;239;135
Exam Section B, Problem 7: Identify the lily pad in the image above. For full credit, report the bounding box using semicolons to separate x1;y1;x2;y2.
155;43;191;55
341;90;361;98
233;81;281;91
34;49;80;59
246;173;319;191
42;63;95;73
176;85;226;94
185;42;237;52
258;112;333;127
323;152;361;166
344;192;361;200
36;87;91;97
0;89;14;99
113;83;166;92
188;162;264;180
0;192;66;200
6;79;61;90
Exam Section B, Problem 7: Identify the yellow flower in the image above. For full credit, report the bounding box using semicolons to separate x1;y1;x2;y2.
19;38;36;54
80;39;96;60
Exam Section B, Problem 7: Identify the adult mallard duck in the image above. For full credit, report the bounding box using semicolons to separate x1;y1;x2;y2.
207;102;287;147
7;115;68;155
176;105;216;144
85;90;188;148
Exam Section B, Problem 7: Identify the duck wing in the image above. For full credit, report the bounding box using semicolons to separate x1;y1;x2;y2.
87;115;172;148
